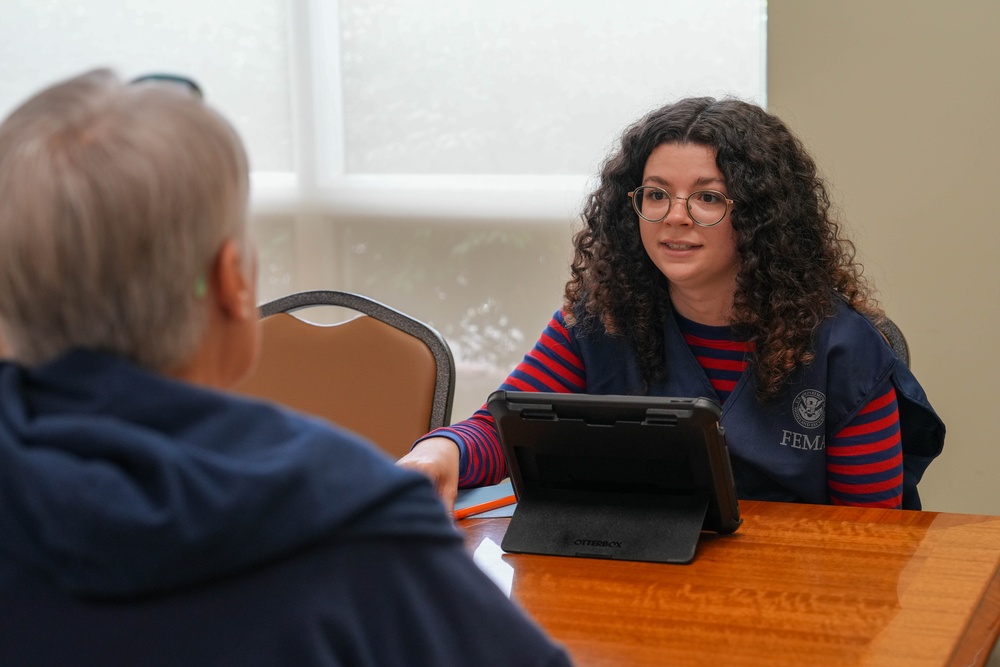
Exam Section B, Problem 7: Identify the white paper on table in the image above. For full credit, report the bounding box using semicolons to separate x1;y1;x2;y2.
472;537;513;597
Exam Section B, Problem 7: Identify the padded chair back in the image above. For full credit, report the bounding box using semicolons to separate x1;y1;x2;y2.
869;314;910;367
234;290;455;460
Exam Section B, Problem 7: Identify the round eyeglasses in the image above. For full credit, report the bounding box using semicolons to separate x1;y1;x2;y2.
627;186;735;227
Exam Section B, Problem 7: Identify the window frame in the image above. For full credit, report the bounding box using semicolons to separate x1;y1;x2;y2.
250;0;768;225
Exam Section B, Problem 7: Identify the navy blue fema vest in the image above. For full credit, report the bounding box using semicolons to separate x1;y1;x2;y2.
572;300;944;510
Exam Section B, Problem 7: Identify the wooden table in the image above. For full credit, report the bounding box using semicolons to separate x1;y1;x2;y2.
459;500;1000;666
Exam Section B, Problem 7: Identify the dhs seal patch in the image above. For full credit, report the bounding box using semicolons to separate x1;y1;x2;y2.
793;389;826;429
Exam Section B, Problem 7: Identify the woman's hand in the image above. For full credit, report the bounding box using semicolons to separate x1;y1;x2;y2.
397;437;461;515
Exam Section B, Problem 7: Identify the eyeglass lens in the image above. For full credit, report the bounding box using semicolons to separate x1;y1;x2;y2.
633;186;728;225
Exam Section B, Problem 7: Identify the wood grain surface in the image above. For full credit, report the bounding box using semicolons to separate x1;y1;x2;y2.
460;500;1000;666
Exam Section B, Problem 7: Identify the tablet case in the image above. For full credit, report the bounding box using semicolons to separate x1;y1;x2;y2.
487;391;741;564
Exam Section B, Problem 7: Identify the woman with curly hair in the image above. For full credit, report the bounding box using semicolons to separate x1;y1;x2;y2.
399;97;944;511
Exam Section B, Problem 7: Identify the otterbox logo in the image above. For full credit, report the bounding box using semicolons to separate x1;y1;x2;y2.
574;539;623;548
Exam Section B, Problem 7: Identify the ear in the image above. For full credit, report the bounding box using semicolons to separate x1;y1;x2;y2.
210;238;256;322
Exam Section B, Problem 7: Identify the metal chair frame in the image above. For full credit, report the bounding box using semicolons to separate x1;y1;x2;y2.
257;289;455;434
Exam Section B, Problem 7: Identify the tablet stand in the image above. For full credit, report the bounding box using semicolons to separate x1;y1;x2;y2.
501;487;710;564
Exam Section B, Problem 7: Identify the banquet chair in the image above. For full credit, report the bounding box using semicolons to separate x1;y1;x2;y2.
870;314;910;367
234;290;455;460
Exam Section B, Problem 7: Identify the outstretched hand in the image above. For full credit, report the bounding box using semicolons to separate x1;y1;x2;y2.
397;437;461;515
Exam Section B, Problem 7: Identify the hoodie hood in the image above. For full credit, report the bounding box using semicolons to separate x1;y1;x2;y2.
0;350;457;599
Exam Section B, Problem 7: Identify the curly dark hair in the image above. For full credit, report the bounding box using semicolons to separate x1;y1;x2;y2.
564;97;880;401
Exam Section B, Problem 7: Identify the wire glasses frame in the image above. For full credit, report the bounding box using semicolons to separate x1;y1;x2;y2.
129;74;204;100
627;185;736;227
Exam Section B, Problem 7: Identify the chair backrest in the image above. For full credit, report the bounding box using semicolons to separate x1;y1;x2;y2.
869;314;911;367
234;290;455;460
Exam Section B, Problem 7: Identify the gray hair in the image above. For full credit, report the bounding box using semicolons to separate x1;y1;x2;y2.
0;69;249;370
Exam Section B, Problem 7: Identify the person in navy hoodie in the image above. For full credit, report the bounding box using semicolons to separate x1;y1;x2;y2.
0;69;571;667
401;97;944;513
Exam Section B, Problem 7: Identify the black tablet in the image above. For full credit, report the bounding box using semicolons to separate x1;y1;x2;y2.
486;390;741;564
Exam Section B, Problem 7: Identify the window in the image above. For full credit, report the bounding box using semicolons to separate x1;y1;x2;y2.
1;0;766;419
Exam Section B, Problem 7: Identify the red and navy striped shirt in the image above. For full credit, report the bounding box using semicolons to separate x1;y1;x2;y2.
674;314;752;404
431;311;904;509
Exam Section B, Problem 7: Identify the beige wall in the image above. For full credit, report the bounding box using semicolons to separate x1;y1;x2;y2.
768;1;1000;514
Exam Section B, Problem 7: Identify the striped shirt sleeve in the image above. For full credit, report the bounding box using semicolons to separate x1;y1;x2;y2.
826;383;904;508
420;311;586;487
